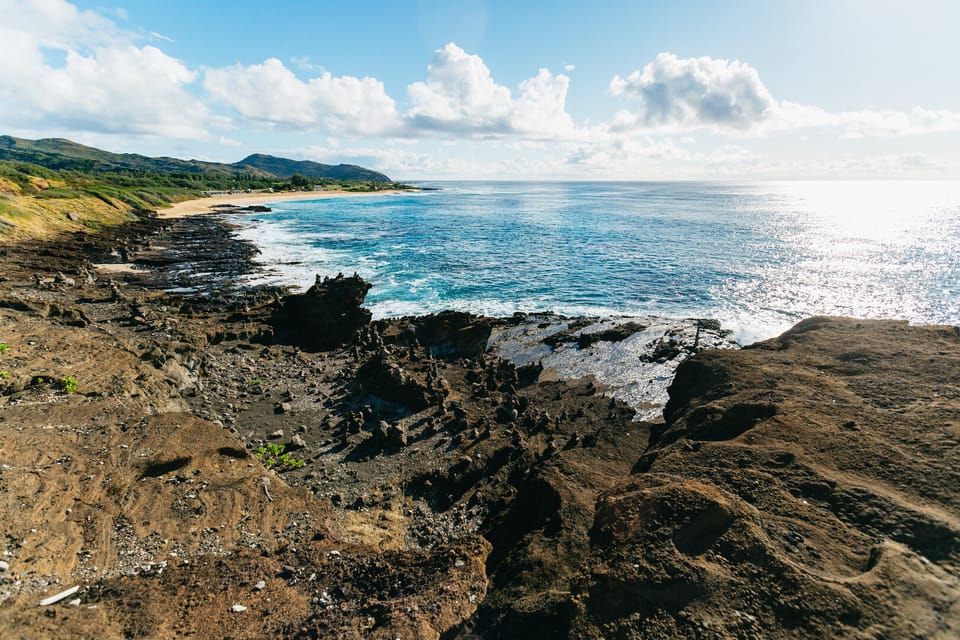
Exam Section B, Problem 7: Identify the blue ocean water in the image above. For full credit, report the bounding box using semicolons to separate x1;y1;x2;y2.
227;181;960;344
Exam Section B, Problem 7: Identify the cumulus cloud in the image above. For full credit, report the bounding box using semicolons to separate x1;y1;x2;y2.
203;59;401;135
611;52;960;138
0;0;211;138
406;43;574;137
610;52;775;131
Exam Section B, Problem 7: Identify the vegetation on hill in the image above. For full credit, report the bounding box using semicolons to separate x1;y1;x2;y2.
0;135;409;241
238;153;391;182
0;135;393;182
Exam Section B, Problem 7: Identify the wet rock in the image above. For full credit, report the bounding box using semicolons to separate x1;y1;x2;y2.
642;336;684;363
575;321;647;348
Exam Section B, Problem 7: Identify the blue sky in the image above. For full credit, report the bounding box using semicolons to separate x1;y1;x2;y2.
2;0;960;179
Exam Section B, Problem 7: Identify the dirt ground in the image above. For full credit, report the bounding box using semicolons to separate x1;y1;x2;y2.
0;214;956;639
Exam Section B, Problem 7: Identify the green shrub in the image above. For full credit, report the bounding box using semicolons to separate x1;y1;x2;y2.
61;376;77;393
255;443;305;470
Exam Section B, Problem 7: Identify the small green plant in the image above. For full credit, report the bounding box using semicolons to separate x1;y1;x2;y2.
255;443;305;470
0;343;9;355
61;376;77;394
248;378;263;387
0;371;9;379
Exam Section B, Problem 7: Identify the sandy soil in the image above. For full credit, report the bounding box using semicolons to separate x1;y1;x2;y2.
159;189;408;218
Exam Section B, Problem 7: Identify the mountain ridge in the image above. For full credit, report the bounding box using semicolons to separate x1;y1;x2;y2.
0;135;392;182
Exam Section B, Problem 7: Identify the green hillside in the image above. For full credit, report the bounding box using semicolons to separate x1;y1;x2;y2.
238;153;392;182
0;135;407;241
0;135;392;182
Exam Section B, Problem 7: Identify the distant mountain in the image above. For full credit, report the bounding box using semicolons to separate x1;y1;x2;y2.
237;153;391;183
0;135;392;182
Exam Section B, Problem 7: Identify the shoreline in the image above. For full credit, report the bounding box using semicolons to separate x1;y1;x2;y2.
0;215;957;638
159;188;409;219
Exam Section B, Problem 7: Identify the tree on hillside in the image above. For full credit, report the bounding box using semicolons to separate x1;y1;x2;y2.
289;174;311;189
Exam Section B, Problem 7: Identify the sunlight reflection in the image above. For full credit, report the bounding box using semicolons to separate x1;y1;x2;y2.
768;180;960;242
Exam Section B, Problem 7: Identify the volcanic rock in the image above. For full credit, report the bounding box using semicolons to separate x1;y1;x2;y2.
270;273;372;351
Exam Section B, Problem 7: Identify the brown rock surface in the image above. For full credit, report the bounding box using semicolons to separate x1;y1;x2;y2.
575;317;960;639
0;218;957;639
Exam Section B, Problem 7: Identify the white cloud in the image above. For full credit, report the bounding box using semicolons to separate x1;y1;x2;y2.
775;103;960;137
203;58;401;135
610;52;775;131
511;69;575;136
302;144;437;177
564;64;576;72
290;55;324;72
0;0;211;139
566;136;694;173
611;52;960;139
406;43;574;138
3;0;124;50
407;43;513;132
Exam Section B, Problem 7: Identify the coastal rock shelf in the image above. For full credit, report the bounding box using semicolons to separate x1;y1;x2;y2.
490;314;738;421
0;214;957;640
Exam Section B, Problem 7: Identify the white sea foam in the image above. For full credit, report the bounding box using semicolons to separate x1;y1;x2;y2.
490;315;738;421
221;181;960;342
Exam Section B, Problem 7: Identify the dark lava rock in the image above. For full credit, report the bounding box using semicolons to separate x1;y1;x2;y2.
378;311;496;359
357;352;435;410
270;273;372;351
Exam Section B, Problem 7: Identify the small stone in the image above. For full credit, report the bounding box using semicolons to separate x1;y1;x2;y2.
253;580;266;591
387;423;407;448
269;429;284;439
231;604;247;613
290;434;307;449
0;560;8;572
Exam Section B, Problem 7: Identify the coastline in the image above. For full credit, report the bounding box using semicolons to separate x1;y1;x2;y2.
159;188;409;219
0;216;957;639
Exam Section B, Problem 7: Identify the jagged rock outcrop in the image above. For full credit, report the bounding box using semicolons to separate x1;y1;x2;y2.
270;273;372;350
377;310;496;359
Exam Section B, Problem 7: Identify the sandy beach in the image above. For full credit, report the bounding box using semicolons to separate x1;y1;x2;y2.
159;189;407;218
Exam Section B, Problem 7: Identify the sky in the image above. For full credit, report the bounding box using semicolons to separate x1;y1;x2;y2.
2;0;960;180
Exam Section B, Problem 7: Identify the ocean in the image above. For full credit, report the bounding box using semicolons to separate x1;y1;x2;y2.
226;180;960;344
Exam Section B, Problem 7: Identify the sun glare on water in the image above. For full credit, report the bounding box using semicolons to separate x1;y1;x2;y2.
719;180;960;343
771;180;960;243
